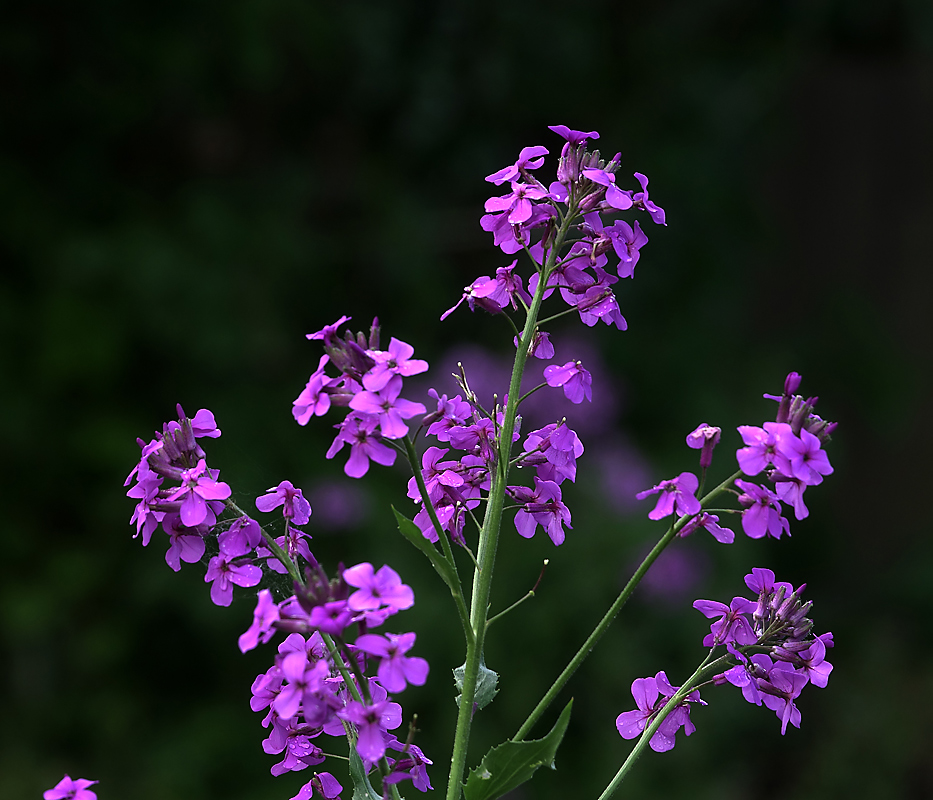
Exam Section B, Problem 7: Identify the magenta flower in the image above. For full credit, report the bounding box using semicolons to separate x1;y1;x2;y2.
632;172;666;225
205;554;263;607
218;515;262;557
355;632;430;693
543;360;593;403
781;428;834;485
293;354;336;424
338;699;401;762
548;124;600;146
582;166;633;211
362;337;429;392
679;512;734;543
162;513;207;572
693;597;758;646
256;480;312;526
342;562;415;613
510;477;573;545
44;776;98;800
349;375;426;440
736;422;793;476
686;423;721;469
735;479;790;539
290;772;343;800
238;588;280;653
166;458;231;528
615;671;700;753
306;314;351;345
326;412;397;478
485;145;549;185
273;652;330;721
636;472;702;520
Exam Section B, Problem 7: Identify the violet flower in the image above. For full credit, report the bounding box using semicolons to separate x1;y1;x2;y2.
636;472;702;520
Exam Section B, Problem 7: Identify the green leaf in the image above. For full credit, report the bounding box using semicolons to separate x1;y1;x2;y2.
453;657;499;710
392;506;459;592
348;747;382;800
463;700;573;800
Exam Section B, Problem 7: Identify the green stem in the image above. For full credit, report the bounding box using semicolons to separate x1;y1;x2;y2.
402;436;474;647
444;213;573;800
513;469;743;741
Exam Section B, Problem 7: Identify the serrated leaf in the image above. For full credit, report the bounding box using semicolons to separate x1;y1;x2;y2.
392;505;459;592
453;657;499;710
463;700;573;800
348;747;382;800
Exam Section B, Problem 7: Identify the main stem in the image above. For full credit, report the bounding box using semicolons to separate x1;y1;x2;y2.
444;225;568;800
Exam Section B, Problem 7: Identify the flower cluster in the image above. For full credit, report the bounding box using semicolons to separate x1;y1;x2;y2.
695;568;833;734
241;560;432;796
124;406;323;606
636;372;835;542
293;317;428;478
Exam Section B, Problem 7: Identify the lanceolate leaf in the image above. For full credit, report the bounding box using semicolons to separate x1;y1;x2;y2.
348;747;382;800
392;506;459;592
463;700;573;800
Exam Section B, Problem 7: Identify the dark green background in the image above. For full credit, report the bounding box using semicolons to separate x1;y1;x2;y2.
4;2;931;798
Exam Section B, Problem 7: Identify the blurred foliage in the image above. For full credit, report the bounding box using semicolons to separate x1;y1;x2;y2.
2;1;932;798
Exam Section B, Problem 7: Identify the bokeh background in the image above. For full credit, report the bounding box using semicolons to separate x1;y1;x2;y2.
4;1;932;798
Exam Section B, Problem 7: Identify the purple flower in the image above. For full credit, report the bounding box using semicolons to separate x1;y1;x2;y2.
306;315;352;345
205;554;263;607
615;671;700;752
781;428;834;485
293;355;336;424
582;166;633;211
543;360;592;404
326;412;397;478
636;472;702;520
349;375;426;440
342;563;415;613
256;480;312;526
679;512;734;543
166;458;231;528
162;513;207;572
686;423;721;469
486;145;549;185
239;589;280;653
735;479;790;539
338;699;401;762
736;422;793;477
218;515;262;557
693;597;758;646
510;477;572;545
484;181;553;226
273;652;330;721
548;124;600;146
44;776;98;800
632;172;666;225
290;772;343;800
363;337;429;392
355;632;430;693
